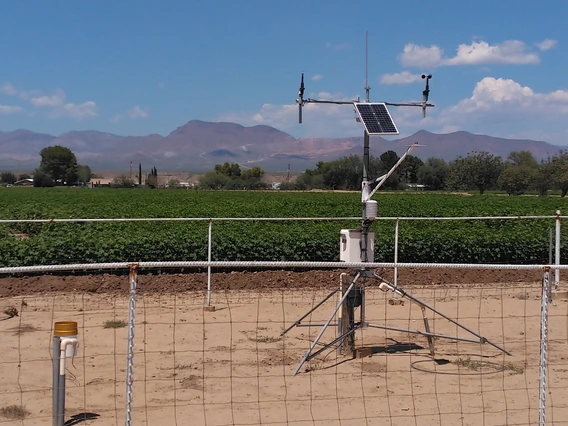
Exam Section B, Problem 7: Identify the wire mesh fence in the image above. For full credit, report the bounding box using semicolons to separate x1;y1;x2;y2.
0;264;566;425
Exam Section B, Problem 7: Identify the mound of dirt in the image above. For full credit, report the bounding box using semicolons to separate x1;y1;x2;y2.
0;268;544;297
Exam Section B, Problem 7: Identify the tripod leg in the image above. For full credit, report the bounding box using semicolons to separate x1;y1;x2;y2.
339;274;355;355
421;306;435;357
292;274;360;376
374;272;512;356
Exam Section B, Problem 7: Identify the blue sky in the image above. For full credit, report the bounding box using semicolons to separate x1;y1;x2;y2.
1;0;568;145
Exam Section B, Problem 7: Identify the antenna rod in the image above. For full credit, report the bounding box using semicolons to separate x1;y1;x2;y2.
365;30;370;103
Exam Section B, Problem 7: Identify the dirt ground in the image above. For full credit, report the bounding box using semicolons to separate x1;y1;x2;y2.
0;269;567;426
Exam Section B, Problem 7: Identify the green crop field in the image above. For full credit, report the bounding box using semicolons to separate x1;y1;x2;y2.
0;187;565;268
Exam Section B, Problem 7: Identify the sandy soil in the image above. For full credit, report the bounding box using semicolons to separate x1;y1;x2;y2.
0;270;567;426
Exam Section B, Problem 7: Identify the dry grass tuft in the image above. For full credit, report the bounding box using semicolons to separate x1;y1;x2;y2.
0;405;30;420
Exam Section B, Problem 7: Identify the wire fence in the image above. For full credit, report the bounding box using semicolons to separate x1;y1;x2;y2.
0;214;565;425
0;262;567;426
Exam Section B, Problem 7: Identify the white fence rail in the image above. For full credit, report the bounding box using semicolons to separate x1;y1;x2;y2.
1;211;564;292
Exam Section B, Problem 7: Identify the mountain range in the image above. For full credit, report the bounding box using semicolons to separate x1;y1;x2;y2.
0;120;565;173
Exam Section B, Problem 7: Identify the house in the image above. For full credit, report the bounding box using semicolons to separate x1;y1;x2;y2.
13;178;34;186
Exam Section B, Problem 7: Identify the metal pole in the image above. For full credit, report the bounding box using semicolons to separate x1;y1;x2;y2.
125;265;138;426
555;210;561;289
52;336;60;426
539;269;551;426
394;219;399;287
207;219;212;306
549;228;553;265
57;356;65;426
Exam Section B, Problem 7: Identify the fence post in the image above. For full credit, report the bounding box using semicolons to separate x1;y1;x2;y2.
555;210;561;289
539;268;551;426
207;219;212;306
125;264;138;426
394;219;399;287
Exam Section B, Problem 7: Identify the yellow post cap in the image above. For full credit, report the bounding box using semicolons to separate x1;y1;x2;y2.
54;321;78;336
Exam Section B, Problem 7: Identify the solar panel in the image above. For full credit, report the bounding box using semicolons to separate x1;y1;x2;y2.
354;103;399;135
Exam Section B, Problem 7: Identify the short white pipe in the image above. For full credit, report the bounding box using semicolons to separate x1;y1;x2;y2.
58;339;78;375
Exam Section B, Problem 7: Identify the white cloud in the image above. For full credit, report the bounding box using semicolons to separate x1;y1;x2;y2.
0;105;23;114
50;101;98;119
1;84;97;120
312;74;323;81
326;42;350;51
0;84;18;96
127;105;149;119
536;39;557;51
446;77;568;115
445;40;540;65
399;39;543;68
399;44;444;68
30;88;66;107
427;77;568;144
111;114;122;123
380;71;423;85
30;88;97;119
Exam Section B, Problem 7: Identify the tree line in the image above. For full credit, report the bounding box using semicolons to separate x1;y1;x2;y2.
280;149;568;197
3;145;567;197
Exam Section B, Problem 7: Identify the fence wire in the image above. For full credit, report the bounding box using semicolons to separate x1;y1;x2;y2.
0;267;566;425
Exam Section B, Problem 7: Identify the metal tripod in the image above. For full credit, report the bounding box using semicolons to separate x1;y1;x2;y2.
282;268;512;376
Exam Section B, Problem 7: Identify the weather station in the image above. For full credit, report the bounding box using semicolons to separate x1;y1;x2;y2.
281;32;511;376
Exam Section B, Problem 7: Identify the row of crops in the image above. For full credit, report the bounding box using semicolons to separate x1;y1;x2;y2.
0;188;566;268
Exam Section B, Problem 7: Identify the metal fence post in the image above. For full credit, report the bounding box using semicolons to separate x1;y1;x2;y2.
207;219;212;307
555;210;561;289
125;264;138;426
394;219;399;287
539;268;551;426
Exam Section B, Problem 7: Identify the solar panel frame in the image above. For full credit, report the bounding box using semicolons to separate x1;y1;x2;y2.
354;102;399;136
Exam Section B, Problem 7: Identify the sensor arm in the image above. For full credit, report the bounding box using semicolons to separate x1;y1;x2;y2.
364;143;422;201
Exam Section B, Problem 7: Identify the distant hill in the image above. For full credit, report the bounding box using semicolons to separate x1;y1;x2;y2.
0;120;564;172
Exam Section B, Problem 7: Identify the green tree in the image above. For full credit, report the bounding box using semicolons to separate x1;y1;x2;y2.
111;174;135;188
498;151;538;195
214;162;241;178
507;150;539;168
498;166;533;195
378;150;401;190
32;170;55;187
146;166;158;188
447;151;503;194
534;157;554;196
36;145;79;186
550;150;568;197
198;171;231;189
1;172;17;184
400;155;424;184
241;166;264;180
77;165;92;183
417;158;448;190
